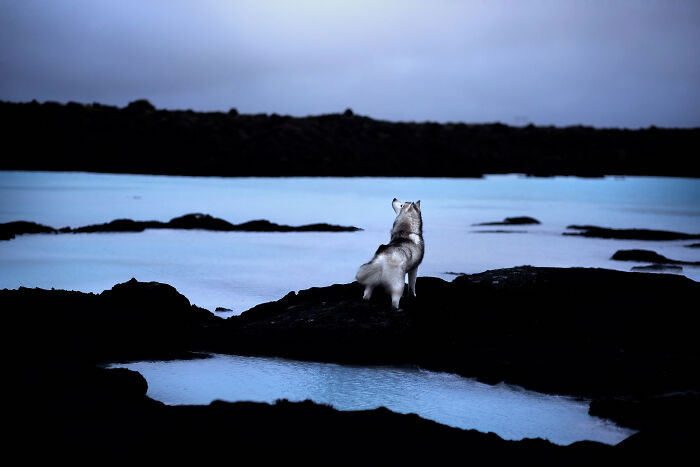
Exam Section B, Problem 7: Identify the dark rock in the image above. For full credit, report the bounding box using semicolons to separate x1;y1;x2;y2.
473;216;541;226
7;268;700;459
589;392;700;431
631;264;683;272
17;369;612;464
565;225;700;240
0;220;56;240
4;277;219;364
211;266;700;399
293;222;362;232
1;213;361;239
472;229;529;234
71;218;163;233
166;213;236;231
125;99;155;113
686;243;700;248
232;219;361;232
7;268;699;399
215;307;232;312
612;249;700;265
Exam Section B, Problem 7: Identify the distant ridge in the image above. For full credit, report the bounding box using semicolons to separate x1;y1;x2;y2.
1;99;699;178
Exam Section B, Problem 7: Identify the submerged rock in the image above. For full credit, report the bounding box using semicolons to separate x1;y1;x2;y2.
611;249;700;265
631;264;683;272
472;229;529;234
473;216;541;226
565;225;700;240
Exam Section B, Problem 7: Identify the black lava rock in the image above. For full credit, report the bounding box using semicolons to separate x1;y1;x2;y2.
565;225;700;240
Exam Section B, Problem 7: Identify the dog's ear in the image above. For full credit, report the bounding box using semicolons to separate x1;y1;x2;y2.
415;200;421;210
392;198;402;214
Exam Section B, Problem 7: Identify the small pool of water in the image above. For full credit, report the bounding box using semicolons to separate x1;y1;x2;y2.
110;353;636;446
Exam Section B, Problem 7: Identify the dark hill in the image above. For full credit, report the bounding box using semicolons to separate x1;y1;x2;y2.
2;100;699;177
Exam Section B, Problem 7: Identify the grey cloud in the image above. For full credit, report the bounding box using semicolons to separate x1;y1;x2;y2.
1;0;699;127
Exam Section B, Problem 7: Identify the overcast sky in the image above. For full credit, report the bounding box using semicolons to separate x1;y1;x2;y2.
1;0;699;127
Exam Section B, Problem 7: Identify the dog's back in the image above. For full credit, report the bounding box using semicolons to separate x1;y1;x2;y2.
356;199;423;309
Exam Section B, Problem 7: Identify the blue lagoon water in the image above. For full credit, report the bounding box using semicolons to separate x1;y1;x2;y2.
2;171;697;444
109;354;636;446
1;171;698;313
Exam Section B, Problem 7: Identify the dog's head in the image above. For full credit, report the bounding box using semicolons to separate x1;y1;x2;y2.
392;198;421;215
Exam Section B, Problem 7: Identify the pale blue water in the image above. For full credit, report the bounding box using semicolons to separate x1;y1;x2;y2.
1;171;698;313
109;354;636;446
2;171;697;445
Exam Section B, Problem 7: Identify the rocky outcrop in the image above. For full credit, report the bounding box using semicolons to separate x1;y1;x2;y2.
17;366;613;464
473;216;541;226
565;225;700;240
7;267;700;460
0;220;56;240
611;249;700;266
213;267;700;399
1;213;361;239
7;267;698;397
4;278;219;364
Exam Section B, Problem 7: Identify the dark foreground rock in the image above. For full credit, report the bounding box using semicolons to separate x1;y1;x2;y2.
213;267;700;399
15;367;612;465
611;249;700;266
4;278;218;364
5;267;700;460
474;216;541;226
0;220;56;240
565;225;700;240
2;212;361;239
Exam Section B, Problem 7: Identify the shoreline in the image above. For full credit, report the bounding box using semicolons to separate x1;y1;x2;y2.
3;100;699;178
6;266;699;460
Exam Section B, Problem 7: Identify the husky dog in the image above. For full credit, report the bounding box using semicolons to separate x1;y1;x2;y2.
356;198;424;309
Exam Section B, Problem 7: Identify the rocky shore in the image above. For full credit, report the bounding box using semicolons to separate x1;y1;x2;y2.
0;212;360;240
6;266;699;460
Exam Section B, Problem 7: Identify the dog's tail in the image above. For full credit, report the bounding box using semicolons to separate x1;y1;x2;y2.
355;257;384;285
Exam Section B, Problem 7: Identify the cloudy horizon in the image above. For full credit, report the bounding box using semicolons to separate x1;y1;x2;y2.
1;0;699;128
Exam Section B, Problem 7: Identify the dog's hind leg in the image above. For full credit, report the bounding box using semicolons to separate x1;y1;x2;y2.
408;267;418;297
386;272;405;309
363;285;374;300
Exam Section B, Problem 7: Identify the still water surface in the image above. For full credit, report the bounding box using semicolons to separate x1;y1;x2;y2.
1;171;698;313
110;354;636;446
3;171;695;445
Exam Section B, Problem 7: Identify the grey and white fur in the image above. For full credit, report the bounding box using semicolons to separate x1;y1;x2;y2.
355;198;424;309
